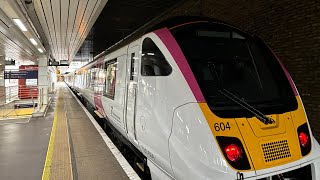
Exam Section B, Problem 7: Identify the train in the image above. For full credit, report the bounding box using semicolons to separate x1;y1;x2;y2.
65;16;320;180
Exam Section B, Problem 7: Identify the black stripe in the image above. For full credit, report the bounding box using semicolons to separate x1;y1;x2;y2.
0;31;35;56
70;0;90;54
40;0;57;55
68;0;81;57
0;19;9;28
50;0;58;59
64;0;71;60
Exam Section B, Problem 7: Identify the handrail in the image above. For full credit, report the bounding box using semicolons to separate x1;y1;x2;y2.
0;85;38;118
1;85;38;104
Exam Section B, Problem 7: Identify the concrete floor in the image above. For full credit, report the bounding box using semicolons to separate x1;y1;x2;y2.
62;85;128;180
0;96;56;180
0;84;129;180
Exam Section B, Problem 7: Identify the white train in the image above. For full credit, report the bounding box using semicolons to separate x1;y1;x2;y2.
65;17;320;180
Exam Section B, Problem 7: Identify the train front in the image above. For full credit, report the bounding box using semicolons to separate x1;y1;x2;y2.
164;20;320;179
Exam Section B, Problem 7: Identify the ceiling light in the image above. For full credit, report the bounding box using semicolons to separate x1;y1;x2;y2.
12;19;28;31
29;38;38;45
38;48;43;53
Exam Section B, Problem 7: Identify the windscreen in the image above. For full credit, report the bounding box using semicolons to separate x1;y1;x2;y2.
171;22;298;117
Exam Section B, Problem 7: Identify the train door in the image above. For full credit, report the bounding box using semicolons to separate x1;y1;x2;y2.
94;61;105;116
125;44;140;145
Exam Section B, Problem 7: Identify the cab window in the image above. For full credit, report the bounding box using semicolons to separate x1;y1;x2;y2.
141;38;172;76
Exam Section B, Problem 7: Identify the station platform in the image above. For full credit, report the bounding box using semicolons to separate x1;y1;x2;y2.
0;83;139;180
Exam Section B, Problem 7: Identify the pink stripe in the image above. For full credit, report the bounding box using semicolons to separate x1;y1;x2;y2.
269;50;299;96
154;28;205;102
94;94;105;115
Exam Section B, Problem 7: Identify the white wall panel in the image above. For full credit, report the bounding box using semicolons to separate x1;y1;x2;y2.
33;0;56;56
51;0;61;61
39;0;57;55
60;0;70;61
69;0;89;55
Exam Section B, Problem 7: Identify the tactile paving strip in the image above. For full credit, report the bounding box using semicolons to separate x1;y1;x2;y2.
43;89;73;180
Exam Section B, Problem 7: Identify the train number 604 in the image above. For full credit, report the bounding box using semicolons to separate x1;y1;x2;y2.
214;122;231;131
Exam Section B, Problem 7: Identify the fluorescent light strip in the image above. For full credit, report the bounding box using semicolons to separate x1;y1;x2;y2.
13;19;28;32
38;48;43;53
29;38;38;45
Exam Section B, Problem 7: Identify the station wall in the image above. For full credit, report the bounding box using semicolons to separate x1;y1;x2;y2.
164;0;320;141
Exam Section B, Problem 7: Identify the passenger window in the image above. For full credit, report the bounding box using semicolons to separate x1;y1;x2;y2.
86;70;90;89
88;69;93;89
104;59;117;99
90;68;96;89
141;38;172;76
130;53;135;80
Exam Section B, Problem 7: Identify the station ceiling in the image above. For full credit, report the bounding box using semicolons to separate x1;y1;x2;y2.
0;0;106;64
0;0;42;63
0;0;184;64
32;0;107;62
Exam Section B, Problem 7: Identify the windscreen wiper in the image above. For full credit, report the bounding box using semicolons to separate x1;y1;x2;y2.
208;63;275;125
219;88;275;124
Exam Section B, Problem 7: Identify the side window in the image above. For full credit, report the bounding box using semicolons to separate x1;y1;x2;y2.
93;68;99;92
104;59;117;99
130;53;135;80
87;69;91;89
82;73;86;87
141;38;172;76
90;68;96;89
98;65;106;93
86;70;90;89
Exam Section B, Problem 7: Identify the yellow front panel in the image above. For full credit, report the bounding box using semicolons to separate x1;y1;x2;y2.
198;96;309;171
198;103;255;171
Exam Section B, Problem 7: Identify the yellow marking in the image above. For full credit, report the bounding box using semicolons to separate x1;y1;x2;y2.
0;108;34;118
14;108;34;115
42;90;59;180
198;103;254;172
41;89;73;180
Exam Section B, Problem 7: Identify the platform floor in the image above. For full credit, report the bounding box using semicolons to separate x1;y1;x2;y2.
0;83;131;180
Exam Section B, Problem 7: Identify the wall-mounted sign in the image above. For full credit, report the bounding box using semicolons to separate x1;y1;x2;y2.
4;70;38;79
60;60;68;65
5;60;15;65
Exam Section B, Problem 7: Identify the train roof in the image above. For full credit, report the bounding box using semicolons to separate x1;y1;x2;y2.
79;16;239;71
93;16;226;58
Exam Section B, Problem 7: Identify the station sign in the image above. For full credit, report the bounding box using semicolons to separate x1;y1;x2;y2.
4;70;38;79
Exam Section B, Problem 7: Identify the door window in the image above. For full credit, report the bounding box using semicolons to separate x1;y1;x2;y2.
104;59;117;99
130;53;137;81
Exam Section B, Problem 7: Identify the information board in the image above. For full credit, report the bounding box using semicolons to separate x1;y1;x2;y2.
4;70;38;79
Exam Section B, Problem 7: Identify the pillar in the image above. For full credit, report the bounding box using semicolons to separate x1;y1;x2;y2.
38;55;49;106
0;56;5;105
33;55;48;116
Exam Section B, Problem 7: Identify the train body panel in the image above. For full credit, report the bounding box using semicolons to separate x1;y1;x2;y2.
99;47;129;138
135;32;197;176
125;41;140;147
170;103;248;179
64;17;320;180
101;54;127;129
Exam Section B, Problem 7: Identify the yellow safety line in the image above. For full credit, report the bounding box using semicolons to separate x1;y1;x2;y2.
41;89;60;180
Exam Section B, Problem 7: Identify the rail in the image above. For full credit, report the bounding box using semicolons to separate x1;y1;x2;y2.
4;85;38;103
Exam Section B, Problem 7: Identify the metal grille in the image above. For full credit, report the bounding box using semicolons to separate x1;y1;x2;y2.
261;140;291;163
